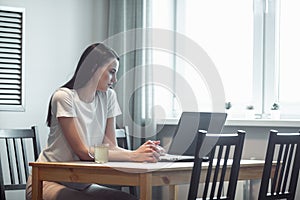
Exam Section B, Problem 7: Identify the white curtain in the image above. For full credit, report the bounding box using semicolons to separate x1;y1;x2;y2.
104;0;155;148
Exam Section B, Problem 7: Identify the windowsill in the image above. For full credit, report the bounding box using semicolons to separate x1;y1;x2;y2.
225;118;300;127
156;118;300;128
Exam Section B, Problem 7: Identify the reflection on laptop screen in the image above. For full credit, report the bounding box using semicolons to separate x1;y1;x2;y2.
167;112;227;156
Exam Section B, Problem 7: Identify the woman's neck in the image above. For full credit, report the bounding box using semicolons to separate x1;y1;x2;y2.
76;86;96;103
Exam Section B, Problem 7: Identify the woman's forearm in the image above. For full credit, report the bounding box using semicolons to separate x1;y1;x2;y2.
108;147;133;161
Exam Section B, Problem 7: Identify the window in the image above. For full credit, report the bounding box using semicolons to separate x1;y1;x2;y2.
151;0;254;119
180;0;254;118
150;0;298;120
151;0;179;119
0;6;25;111
278;0;300;119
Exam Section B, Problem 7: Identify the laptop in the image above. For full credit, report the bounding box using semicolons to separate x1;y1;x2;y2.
159;112;227;162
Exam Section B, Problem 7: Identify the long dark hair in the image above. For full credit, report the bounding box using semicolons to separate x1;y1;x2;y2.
46;43;119;127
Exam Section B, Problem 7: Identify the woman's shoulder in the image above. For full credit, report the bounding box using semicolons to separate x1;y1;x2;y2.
52;87;75;101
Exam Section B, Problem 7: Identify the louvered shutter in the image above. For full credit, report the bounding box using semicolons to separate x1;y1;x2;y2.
0;6;25;111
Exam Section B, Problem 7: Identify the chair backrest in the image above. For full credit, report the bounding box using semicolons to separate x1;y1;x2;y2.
115;126;131;150
0;126;40;200
258;130;300;200
188;129;246;200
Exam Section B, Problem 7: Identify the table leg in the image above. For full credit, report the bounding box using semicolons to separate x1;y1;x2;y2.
31;166;42;200
169;185;178;200
139;173;152;200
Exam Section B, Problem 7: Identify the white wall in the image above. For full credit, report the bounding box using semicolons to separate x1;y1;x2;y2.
0;0;109;146
0;0;109;199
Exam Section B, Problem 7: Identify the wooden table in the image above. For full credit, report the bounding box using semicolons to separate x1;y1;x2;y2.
30;160;267;200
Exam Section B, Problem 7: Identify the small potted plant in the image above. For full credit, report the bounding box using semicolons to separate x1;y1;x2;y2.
225;102;232;110
225;102;233;118
225;101;232;117
245;105;255;119
270;103;280;119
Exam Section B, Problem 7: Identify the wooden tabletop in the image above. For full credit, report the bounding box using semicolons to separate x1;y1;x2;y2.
30;160;266;200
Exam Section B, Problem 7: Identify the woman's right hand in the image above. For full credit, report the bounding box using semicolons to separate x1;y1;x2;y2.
130;140;163;163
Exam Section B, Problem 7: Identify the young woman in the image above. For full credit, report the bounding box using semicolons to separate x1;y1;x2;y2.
26;43;163;200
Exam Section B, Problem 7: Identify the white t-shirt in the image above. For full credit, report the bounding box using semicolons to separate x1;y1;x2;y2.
38;87;122;162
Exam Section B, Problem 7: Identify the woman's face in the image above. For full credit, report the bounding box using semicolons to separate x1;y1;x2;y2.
95;59;119;91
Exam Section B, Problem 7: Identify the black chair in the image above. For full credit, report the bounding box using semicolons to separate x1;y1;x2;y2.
0;126;40;200
258;130;300;200
116;126;132;150
188;129;246;200
115;127;136;196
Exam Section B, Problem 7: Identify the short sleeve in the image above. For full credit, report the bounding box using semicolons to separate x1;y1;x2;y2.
106;89;122;118
51;88;77;118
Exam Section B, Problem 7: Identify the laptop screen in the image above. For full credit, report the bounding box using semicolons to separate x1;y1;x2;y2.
167;112;227;156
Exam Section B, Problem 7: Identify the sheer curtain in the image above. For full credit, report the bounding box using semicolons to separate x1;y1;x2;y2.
104;0;155;148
